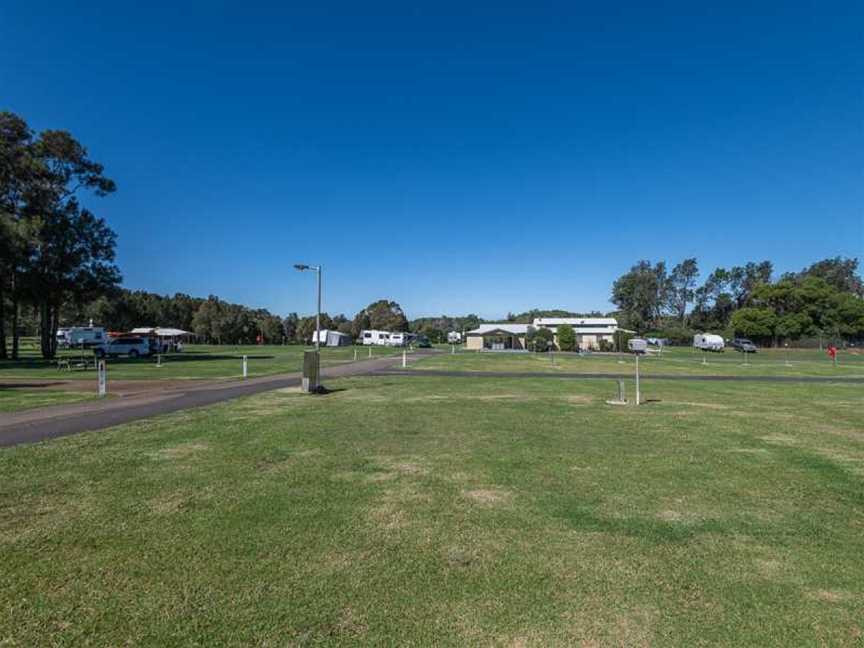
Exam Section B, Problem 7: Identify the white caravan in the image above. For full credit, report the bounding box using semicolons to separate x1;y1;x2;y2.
59;326;107;349
388;332;416;347
447;331;462;344
361;330;391;346
693;333;725;352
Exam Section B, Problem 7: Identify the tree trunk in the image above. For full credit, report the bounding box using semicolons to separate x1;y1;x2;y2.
11;296;19;360
10;271;19;359
0;281;6;360
39;300;57;360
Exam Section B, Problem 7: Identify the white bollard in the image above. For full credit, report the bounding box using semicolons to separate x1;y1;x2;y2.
97;359;107;397
402;349;407;368
451;344;455;355
242;355;248;378
368;346;372;358
635;353;640;406
354;348;358;361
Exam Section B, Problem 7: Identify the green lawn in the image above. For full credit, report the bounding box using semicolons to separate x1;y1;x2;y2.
0;344;400;381
417;346;864;378
2;374;862;645
0;389;95;413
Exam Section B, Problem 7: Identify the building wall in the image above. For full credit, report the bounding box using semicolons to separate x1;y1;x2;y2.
466;336;483;350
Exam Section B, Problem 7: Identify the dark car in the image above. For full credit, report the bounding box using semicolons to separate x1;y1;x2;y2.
731;338;758;353
416;336;432;348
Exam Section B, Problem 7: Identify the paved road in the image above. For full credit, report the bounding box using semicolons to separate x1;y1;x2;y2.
0;353;423;448
379;368;864;383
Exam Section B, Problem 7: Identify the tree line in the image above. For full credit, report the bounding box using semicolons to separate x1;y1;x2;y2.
611;256;864;345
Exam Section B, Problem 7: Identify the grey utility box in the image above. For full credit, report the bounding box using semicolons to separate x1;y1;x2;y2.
628;338;648;354
302;350;320;393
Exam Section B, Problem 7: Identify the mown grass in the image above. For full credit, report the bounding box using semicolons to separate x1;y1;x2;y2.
417;346;864;378
0;344;400;381
1;374;862;645
0;389;96;413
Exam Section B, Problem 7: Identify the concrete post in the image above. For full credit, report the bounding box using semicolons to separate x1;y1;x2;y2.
242;355;248;378
635;353;640;406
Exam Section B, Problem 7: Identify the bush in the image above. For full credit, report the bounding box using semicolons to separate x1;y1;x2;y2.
556;324;576;352
528;327;554;352
598;339;614;352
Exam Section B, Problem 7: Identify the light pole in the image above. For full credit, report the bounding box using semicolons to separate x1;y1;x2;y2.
294;264;322;350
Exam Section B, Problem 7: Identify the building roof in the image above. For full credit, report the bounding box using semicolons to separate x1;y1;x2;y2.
533;317;618;327
467;323;530;336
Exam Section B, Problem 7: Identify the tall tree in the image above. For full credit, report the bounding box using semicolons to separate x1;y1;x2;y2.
667;258;699;322
610;260;667;331
352;299;408;333
796;257;862;297
19;127;119;358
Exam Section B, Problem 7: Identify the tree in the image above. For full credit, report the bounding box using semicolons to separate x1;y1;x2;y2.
0;112;38;359
527;327;553;352
796;257;863;297
352;299;408;334
727;261;773;308
283;312;299;343
730;307;777;341
667;258;699;322
556;324;576;351
610;261;667;331
16;126;119;358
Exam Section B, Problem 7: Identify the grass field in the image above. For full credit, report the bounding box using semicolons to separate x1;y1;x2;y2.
2;373;862;645
415;346;864;378
0;389;96;413
0;344;400;381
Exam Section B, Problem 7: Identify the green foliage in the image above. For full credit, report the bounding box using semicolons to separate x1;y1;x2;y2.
611;260;668;331
556;324;576;351
730;307;777;340
528;327;554;352
351;299;408;335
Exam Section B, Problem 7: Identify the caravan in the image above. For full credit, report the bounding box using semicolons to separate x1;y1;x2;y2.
58;326;107;349
693;333;725;352
361;330;391;346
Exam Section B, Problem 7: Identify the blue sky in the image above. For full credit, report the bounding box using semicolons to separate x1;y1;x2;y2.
2;1;862;320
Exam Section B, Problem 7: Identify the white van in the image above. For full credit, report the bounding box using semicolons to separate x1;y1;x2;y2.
693;333;725;352
60;326;107;349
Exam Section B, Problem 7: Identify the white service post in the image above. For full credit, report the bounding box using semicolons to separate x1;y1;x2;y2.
97;359;107;397
635;353;640;406
242;355;248;378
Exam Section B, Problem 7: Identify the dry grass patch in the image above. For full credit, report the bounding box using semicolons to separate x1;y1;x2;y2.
463;488;512;506
152;442;209;460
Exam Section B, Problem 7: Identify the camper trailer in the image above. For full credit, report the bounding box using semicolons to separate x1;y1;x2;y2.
693;333;725;352
361;330;391;346
447;331;463;344
58;326;107;349
312;329;352;347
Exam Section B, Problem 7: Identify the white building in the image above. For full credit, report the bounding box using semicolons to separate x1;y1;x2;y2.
532;317;619;351
465;317;620;352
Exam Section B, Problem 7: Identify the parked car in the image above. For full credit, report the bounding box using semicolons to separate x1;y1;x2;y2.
731;338;758;353
95;336;151;358
416;336;432;348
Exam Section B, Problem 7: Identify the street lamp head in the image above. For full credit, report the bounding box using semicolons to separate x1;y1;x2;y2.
294;264;310;271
